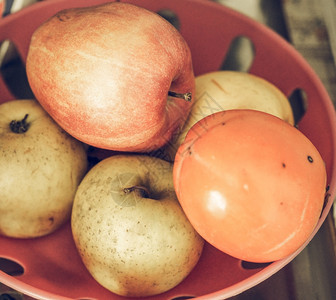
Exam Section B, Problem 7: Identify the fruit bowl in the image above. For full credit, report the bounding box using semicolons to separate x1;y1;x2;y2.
0;0;336;299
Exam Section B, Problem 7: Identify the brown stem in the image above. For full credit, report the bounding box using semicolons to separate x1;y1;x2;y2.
10;114;30;134
168;91;192;102
124;186;150;198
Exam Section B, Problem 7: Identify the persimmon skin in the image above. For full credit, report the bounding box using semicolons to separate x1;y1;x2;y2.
173;109;327;262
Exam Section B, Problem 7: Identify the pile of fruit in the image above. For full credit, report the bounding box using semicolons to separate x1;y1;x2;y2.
0;2;327;298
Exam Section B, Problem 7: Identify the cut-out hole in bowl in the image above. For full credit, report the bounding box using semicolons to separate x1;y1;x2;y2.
288;88;308;125
0;291;24;300
0;40;34;99
170;296;195;300
157;9;180;30
220;36;255;72
0;258;24;276
241;260;272;270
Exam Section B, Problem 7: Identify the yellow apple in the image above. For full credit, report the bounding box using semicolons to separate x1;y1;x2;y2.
0;99;88;238
71;154;204;297
163;70;294;161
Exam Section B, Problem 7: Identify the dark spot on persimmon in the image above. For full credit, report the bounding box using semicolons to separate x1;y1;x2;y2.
187;147;192;155
307;155;313;163
282;163;286;168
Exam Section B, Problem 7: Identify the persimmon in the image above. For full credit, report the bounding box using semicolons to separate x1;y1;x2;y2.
173;109;327;262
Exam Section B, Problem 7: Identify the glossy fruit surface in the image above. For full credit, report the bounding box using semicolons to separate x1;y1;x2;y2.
173;109;327;262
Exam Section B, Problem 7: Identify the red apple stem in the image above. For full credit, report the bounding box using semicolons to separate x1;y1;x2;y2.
10;114;30;134
124;186;150;198
168;91;192;102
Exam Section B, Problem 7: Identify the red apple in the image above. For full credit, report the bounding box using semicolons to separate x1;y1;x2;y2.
26;2;194;152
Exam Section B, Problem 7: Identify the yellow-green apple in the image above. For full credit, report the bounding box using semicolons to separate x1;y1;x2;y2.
26;2;194;152
71;154;204;297
163;70;294;161
0;99;88;238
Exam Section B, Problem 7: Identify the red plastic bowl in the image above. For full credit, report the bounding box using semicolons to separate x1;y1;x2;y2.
1;0;336;299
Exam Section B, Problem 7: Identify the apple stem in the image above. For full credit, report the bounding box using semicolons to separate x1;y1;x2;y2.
168;91;192;102
124;186;150;198
10;114;30;134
